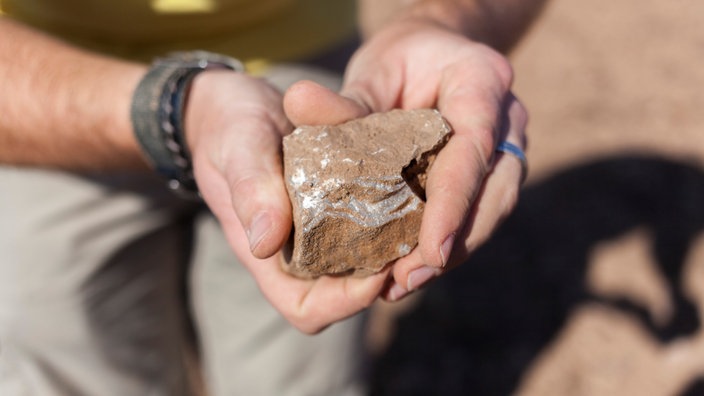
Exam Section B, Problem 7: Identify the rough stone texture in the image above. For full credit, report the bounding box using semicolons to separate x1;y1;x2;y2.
282;109;452;278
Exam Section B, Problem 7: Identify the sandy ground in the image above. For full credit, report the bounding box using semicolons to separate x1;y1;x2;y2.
368;1;704;395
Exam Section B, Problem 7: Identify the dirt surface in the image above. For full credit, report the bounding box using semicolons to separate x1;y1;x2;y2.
368;1;704;395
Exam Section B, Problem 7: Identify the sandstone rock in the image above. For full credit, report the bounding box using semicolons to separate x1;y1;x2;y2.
282;109;452;278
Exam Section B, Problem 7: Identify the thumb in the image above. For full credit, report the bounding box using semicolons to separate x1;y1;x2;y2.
195;114;293;260
283;80;370;126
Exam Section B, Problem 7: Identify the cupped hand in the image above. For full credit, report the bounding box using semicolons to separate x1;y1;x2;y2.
184;69;389;333
284;19;528;301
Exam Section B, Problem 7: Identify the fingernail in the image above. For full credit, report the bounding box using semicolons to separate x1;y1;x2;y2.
388;283;410;302
247;212;272;252
407;266;440;291
440;233;455;267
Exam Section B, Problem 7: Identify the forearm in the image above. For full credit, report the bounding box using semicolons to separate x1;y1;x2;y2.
0;18;148;170
358;0;547;52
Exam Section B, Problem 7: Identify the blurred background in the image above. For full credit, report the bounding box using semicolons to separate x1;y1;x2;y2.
367;0;704;395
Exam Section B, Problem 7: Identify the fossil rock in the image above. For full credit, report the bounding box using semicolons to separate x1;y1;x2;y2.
282;109;452;278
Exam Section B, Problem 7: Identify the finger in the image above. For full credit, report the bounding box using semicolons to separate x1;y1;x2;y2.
212;202;391;333
187;72;293;259
281;270;390;334
455;96;528;255
283;80;370;126
215;109;293;259
382;248;424;302
413;54;514;271
251;259;390;333
391;94;527;291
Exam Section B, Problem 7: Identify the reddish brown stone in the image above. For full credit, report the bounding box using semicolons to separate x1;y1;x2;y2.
282;109;452;278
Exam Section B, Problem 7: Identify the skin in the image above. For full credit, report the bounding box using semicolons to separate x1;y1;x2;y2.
284;19;530;308
0;0;545;333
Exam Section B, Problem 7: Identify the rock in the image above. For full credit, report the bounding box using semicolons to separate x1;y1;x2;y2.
282;109;452;278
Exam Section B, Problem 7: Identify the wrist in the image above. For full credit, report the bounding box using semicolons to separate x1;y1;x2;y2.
362;0;541;53
361;1;471;39
130;51;244;197
182;68;236;157
397;1;474;36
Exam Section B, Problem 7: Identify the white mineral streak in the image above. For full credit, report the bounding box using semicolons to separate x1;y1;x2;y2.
301;189;324;209
291;168;306;187
398;243;412;256
283;109;452;277
294;173;421;233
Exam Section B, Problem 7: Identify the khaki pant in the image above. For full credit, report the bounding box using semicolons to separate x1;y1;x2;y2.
0;64;368;396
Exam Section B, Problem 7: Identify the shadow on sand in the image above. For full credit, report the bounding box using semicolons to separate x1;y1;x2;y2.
370;155;704;396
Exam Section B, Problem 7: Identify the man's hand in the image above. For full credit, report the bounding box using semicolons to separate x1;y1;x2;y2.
184;70;390;333
284;19;528;301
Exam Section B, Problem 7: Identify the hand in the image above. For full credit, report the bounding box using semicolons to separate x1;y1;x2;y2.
284;19;528;301
185;70;389;333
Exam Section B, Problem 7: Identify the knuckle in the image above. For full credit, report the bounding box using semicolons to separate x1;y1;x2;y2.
227;171;262;198
480;47;514;87
510;96;529;129
443;104;499;169
296;321;325;335
467;43;515;88
492;56;515;88
288;311;326;335
506;97;529;148
501;185;521;216
470;126;498;172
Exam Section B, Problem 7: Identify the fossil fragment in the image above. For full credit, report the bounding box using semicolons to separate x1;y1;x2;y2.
282;109;452;278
